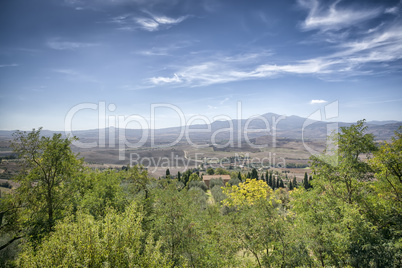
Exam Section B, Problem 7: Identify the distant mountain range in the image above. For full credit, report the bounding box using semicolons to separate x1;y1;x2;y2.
1;113;400;147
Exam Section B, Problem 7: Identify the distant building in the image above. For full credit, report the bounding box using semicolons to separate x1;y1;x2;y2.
202;175;231;188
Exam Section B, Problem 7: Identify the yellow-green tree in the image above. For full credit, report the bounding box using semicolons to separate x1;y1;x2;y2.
17;202;169;267
369;127;401;201
222;179;272;207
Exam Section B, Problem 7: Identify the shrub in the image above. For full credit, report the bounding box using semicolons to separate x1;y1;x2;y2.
209;178;224;189
211;185;227;205
0;181;12;189
188;181;208;192
227;177;241;186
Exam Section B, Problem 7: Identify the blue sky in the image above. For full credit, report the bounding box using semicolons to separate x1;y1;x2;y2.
0;0;401;130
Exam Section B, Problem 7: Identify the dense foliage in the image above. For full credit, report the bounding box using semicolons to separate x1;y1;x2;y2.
0;122;401;267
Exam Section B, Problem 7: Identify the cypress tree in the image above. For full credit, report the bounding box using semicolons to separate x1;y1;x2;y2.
279;179;285;188
303;172;309;189
238;171;242;181
288;181;294;190
251;168;258;179
293;176;297;188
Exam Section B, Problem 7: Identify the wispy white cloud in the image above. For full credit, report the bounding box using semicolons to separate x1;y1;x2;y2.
152;15;187;25
147;61;269;87
147;23;402;87
47;39;99;50
137;40;194;56
120;84;155;91
310;99;327;104
0;64;18;68
151;73;182;84
146;50;281;87
298;0;382;31
64;0;181;11
222;51;273;62
220;97;230;105
141;14;188;31
385;7;398;14
384;1;402;15
147;58;333;87
134;18;160;31
110;12;189;32
335;26;402;63
145;0;402;88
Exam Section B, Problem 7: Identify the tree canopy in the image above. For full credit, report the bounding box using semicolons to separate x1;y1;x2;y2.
1;124;401;267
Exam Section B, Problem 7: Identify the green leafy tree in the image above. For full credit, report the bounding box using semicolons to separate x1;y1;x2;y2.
2;128;83;248
222;179;301;267
152;185;201;266
211;185;227;205
209;178;224;189
227;177;241;187
17;202;169;267
180;170;192;186
291;120;391;266
188;181;208;192
310;120;376;204
206;168;214;175
6;121;402;267
70;169;126;219
188;173;200;183
364;128;402;266
215;167;229;175
369;127;402;201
